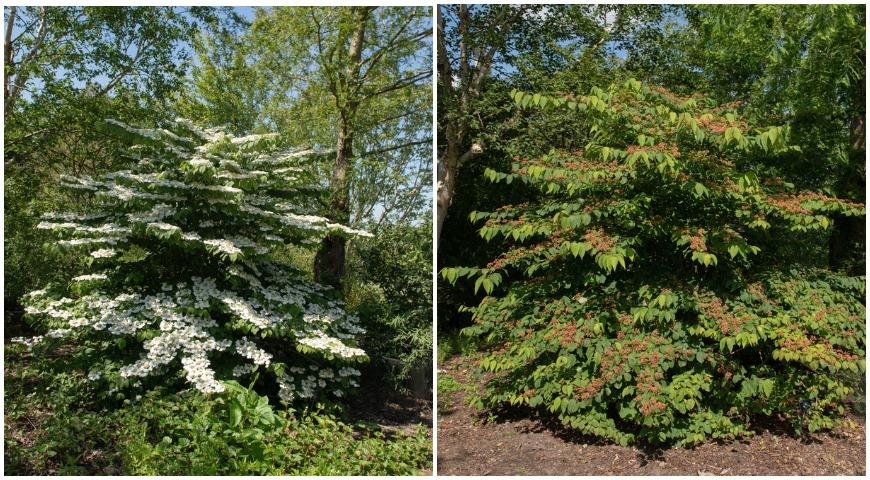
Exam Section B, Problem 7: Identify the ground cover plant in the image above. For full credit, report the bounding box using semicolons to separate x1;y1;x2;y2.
442;79;866;446
4;342;430;475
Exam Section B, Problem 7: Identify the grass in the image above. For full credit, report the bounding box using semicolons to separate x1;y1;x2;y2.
437;371;479;415
4;343;432;475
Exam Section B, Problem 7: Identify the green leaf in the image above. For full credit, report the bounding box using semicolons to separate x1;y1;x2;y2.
229;401;243;427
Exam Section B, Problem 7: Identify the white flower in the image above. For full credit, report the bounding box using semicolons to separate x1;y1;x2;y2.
188;158;213;168
72;273;108;282
230;132;278;145
147;222;181;233
232;364;256;377
90;248;117;258
10;336;45;348
204;239;243;256
235;337;272;366
297;330;366;359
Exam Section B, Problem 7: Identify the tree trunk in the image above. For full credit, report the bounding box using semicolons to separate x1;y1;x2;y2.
315;122;353;287
436;142;459;245
314;7;368;288
4;6;16;103
828;83;865;273
436;126;480;247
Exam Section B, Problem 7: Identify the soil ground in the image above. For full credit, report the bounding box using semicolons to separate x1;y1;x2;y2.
348;364;432;438
437;355;866;476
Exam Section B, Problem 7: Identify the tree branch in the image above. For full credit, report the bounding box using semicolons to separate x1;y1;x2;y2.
98;37;153;96
363;69;431;99
6;6;46;117
358;138;431;158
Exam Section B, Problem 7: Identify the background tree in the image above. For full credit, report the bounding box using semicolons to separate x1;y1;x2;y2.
177;6;432;288
3;6;238;305
436;4;669;244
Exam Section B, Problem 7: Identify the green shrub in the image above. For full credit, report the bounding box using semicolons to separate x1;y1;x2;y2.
443;80;866;446
347;221;433;392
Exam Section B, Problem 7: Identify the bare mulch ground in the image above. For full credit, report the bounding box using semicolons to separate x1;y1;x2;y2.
347;364;433;438
438;355;866;476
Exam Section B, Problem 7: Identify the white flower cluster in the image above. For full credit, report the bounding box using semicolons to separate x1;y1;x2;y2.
237;203;373;239
127;203;176;223
174;117;221;142
107;170;190;190
230;132;279;145
192;183;242;195
235;337;272;366
106;118;194;146
188;158;214;169
181;355;225;393
204;238;243;256
36;221;131;236
58;237;122;247
72;273;108;282
275;362;360;402
10;335;45;347
232;364;257;378
252;148;330;166
147;222;181;234
41;212;106;222
221;294;276;329
297;330;366;359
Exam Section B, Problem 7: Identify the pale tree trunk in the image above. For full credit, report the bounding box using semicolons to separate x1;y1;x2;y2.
5;6;47;119
435;5;519;248
436;133;459;242
314;7;368;288
4;6;16;102
436;127;480;243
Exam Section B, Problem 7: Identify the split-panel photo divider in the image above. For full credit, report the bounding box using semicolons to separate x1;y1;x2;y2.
434;2;866;476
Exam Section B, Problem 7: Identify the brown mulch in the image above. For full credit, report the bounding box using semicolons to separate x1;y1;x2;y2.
437;355;866;476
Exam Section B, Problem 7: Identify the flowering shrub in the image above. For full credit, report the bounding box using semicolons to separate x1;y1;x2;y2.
443;80;866;445
17;118;370;401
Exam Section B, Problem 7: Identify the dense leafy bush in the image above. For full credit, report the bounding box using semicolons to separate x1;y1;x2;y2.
15;119;371;401
443;80;866;445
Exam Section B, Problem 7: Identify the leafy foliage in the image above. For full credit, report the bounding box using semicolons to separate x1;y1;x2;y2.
3;345;430;475
443;80;866;445
347;221;433;391
16;118;371;401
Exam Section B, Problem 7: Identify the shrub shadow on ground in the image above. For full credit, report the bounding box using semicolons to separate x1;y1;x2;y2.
438;354;866;476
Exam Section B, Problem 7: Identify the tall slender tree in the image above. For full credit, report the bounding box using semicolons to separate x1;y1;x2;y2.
232;6;432;287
